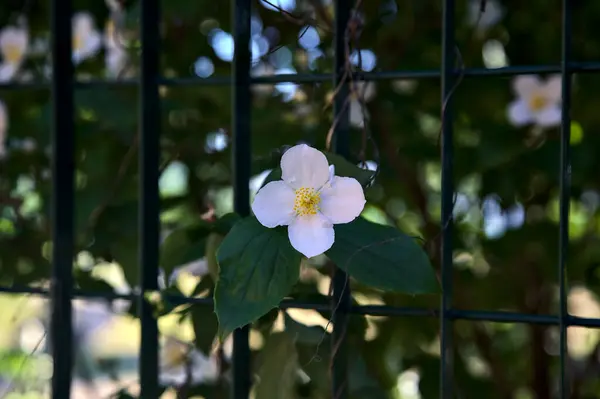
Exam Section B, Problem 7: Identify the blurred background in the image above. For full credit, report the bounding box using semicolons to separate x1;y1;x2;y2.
1;0;600;398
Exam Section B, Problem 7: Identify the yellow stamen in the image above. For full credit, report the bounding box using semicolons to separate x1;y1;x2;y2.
161;338;188;368
2;44;23;64
528;93;548;112
106;20;114;37
73;34;83;51
293;187;321;216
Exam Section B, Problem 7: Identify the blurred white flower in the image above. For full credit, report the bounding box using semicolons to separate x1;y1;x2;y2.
505;203;525;229
0;26;28;81
392;79;418;94
350;81;375;128
252;144;366;258
104;19;130;78
507;75;562;128
105;45;127;78
250;169;273;195
482;39;508;69
72;12;102;64
72;300;115;343
467;0;504;31
294;103;313;120
105;0;123;12
0;100;7;157
169;258;209;286
159;337;219;387
251;62;274;97
104;18;123;51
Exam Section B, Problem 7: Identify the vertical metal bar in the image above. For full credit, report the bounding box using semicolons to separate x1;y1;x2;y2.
50;0;75;396
232;0;252;397
440;0;455;398
139;0;160;397
331;0;351;398
558;0;572;397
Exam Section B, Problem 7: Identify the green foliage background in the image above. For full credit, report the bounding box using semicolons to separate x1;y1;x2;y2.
2;0;600;398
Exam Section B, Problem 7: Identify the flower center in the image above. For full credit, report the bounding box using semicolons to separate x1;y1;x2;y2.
73;33;84;51
2;44;23;64
293;187;321;216
162;344;187;368
528;93;548;112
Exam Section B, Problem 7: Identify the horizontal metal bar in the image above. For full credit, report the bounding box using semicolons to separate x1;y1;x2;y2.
2;285;599;327
1;62;599;90
449;310;558;325
568;315;600;328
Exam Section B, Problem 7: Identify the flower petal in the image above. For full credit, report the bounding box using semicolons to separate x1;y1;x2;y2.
85;31;103;55
0;27;28;54
328;164;335;184
73;12;96;34
320;177;366;224
543;74;562;103
507;99;533;126
288;214;334;258
512;75;541;98
356;81;376;102
534;104;561;127
76;31;102;62
106;48;127;77
349;100;365;128
252;181;296;228
281;144;330;189
0;63;17;82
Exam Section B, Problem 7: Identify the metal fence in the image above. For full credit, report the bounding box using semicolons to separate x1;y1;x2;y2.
1;0;600;398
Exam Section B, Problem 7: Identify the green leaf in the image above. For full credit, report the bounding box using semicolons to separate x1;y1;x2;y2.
327;217;439;294
348;350;390;399
115;391;137;399
110;237;139;287
260;151;375;189
214;217;302;338
253;333;299;399
154;286;187;317
284;313;326;345
191;303;219;353
205;232;224;282
75;271;115;293
75;89;137;135
213;212;242;235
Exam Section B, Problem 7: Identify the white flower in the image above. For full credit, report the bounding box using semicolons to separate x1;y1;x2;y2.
251;62;274;97
104;19;129;78
392;79;418;94
349;81;375;128
159;337;219;387
105;47;127;77
105;0;123;12
507;75;562;128
0;100;7;157
104;19;120;50
72;300;115;342
72;12;102;64
0;26;28;81
467;0;504;31
252;144;366;258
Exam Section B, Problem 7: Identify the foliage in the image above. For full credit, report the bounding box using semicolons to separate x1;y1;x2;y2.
1;0;600;398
